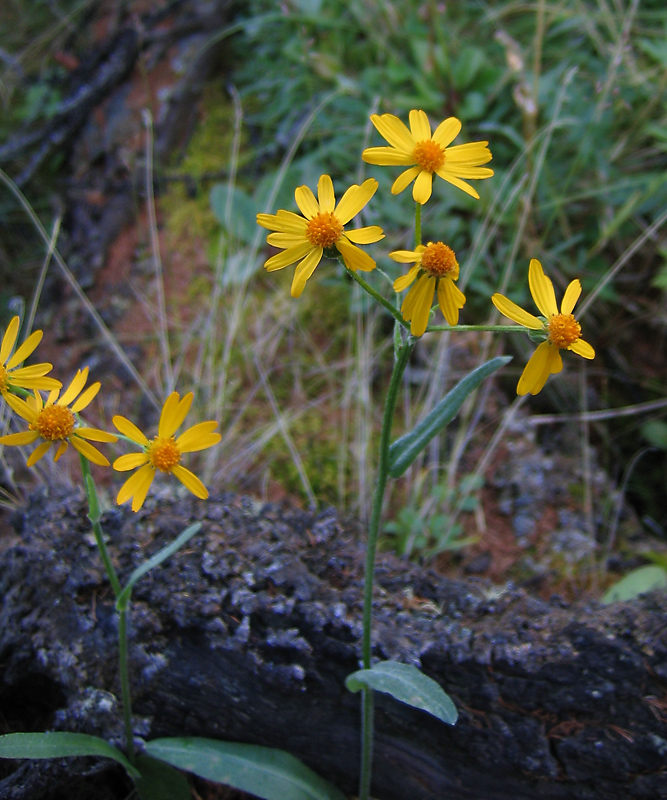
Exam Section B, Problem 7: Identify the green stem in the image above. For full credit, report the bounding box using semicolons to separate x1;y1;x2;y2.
415;202;422;247
358;339;414;800
346;268;409;329
78;455;135;763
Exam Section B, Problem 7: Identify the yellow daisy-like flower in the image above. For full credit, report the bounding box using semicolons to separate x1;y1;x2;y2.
0;316;61;398
362;110;493;204
256;173;384;297
113;391;221;512
0;368;117;466
391;242;465;337
492;258;595;396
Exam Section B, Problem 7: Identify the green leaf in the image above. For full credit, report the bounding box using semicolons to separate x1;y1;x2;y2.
601;565;667;604
345;661;458;725
0;732;140;778
116;523;201;611
388;356;511;478
134;754;192;800
144;738;346;800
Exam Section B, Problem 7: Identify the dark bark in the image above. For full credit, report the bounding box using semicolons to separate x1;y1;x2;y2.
1;488;666;800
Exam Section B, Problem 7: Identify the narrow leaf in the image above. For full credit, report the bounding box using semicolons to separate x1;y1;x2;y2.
134;754;192;800
116;523;201;610
601;565;667;604
345;661;458;725
388;356;511;478
0;732;140;778
145;738;345;800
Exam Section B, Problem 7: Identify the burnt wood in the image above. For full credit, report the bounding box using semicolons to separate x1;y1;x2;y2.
0;488;666;799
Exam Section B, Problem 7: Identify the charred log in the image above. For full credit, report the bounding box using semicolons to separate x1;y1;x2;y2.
0;488;666;800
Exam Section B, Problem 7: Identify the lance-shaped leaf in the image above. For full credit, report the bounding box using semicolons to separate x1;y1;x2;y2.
345;661;458;725
0;732;140;778
134;753;192;800
145;738;346;800
388;356;511;478
116;523;201;611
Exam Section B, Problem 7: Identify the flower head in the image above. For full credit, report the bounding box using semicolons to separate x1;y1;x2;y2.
113;391;221;512
257;174;384;297
0;316;61;399
492;259;595;396
391;242;465;337
362;110;493;204
0;367;117;466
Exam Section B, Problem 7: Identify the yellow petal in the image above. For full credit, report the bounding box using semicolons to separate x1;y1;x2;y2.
257;210;307;233
59;369;89;407
528;259;558;317
443;166;494;179
369;113;415;152
265;241;313;272
160;391;193;439
3;391;37;422
389;248;423;264
491;294;543;330
361;146;415;166
561;280;582;315
113;415;149;446
177;421;221;453
402;275;435;337
70;435;110;467
0;430;40;446
71;382;100;413
518;342;560;396
114;452;150;471
413;169;433;204
437;277;466;326
0;317;20;365
54;441;68;462
291;249;323;297
266;232;308;248
393;265;421;292
26;441;53;467
317;174;335;213
117;463;154;507
76;427;118;442
6;329;42;370
344;226;384;245
445;141;492;165
391;166;421;195
334;179;378;225
172;464;208;499
569;338;595;359
294;184;319;219
336;238;376;272
434;169;480;199
409;109;431;141
432;117;462;148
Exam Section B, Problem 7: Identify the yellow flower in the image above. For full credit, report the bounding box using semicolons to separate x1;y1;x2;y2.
0;316;61;398
256;173;384;297
0;368;117;466
113;391;221;512
391;242;465;337
361;110;493;204
492;259;595;396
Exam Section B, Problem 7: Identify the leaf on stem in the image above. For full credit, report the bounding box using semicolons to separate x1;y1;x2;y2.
144;738;346;800
134;753;192;800
116;523;202;611
0;731;140;778
388;356;511;477
345;661;458;724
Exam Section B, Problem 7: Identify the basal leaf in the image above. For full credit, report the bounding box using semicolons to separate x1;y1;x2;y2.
601;565;667;604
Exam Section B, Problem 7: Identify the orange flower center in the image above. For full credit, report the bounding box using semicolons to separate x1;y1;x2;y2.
420;242;458;277
31;405;75;441
413;140;445;173
0;364;7;392
149;436;181;472
548;313;581;348
306;212;344;248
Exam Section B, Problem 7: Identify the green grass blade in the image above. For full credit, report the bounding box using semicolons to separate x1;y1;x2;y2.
0;732;140;778
145;738;345;800
346;661;458;725
388;356;511;478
